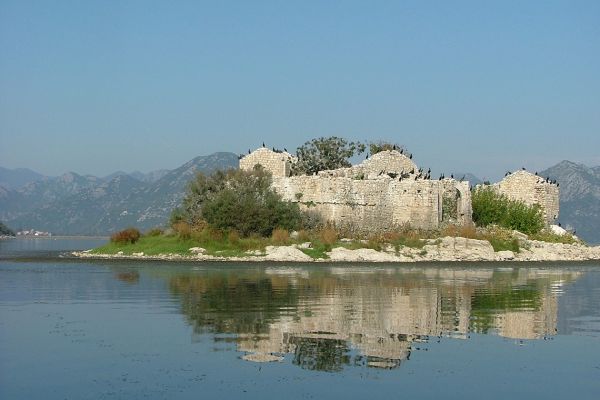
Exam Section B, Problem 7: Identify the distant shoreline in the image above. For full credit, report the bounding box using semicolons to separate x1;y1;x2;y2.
12;236;109;240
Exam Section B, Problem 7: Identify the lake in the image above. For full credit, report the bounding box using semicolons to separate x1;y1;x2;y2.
1;238;599;399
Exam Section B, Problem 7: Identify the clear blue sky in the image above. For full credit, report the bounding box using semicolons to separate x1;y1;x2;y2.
1;0;598;181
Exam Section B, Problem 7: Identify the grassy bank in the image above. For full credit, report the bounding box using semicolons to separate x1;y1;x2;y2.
91;224;581;260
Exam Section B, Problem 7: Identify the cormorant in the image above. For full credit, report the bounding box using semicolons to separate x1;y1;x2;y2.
450;174;454;179
409;153;413;159
248;149;251;154
366;153;369;159
557;183;559;187
262;142;265;147
535;172;538;175
284;148;288;152
522;167;526;170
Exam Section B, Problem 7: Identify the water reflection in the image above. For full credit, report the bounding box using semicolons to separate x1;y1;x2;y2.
166;265;581;370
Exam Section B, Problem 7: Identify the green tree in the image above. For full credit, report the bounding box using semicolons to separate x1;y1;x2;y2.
472;187;544;234
173;166;302;237
0;221;15;236
292;136;365;175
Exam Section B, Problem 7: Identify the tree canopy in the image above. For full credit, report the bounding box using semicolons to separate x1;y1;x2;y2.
291;136;365;175
172;166;302;237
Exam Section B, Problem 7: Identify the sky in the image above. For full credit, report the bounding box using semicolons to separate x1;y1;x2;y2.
1;0;599;181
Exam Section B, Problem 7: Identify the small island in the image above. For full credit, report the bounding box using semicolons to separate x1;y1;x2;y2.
77;138;600;263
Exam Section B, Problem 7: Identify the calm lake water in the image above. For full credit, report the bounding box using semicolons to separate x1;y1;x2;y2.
1;238;600;399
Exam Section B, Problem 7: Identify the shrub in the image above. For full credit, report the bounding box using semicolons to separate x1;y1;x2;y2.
144;228;163;237
173;221;191;240
227;230;240;244
319;226;338;246
472;187;544;235
174;167;303;237
110;228;141;244
271;228;290;245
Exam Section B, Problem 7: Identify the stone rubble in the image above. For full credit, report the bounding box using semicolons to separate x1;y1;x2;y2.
72;237;600;263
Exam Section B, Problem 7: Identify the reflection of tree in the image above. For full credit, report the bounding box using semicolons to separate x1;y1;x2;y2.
169;273;299;334
115;271;139;284
471;285;542;333
291;337;350;372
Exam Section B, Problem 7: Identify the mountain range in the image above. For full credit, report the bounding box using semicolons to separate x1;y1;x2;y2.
1;156;599;243
0;153;238;235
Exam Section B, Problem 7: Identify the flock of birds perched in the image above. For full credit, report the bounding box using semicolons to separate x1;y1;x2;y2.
504;168;560;187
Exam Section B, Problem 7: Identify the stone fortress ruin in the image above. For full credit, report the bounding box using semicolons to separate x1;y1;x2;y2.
240;146;560;231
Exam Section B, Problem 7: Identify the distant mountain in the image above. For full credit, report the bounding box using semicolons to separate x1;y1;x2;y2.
0;167;47;190
0;152;239;235
103;169;169;183
541;160;600;244
450;172;483;186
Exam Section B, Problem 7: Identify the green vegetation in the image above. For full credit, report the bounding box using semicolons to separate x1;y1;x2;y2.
291;136;366;176
110;227;141;244
530;230;581;245
472;187;544;234
368;141;405;155
172;166;303;237
0;221;15;236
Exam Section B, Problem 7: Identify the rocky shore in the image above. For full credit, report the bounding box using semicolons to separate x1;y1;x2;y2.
72;236;600;263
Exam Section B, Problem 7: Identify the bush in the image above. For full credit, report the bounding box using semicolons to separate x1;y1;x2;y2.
319;226;338;246
173;221;191;240
271;228;290;245
472;187;544;235
174;167;303;237
144;228;163;237
111;228;141;244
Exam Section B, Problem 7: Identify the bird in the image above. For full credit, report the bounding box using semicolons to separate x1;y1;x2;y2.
366;153;369;159
557;183;560;187
400;149;404;155
248;149;251;154
284;148;288;152
393;144;396;150
535;172;538;175
409;153;413;159
262;142;265;147
450;174;454;179
427;168;431;174
558;222;562;227
522;167;526;170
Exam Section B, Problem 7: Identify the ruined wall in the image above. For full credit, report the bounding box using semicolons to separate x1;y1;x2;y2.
316;150;418;179
240;147;473;232
495;171;560;224
274;176;441;231
239;147;294;177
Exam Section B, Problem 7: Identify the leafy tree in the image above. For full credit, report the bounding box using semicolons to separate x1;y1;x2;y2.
173;166;302;237
292;136;365;176
472;187;544;234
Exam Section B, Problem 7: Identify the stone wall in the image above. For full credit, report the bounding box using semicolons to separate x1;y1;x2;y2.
495;170;560;224
239;147;294;177
240;147;473;232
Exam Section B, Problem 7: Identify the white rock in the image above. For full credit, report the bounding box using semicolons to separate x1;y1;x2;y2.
264;246;313;262
117;251;124;255
497;250;515;260
550;225;568;236
327;247;400;262
188;247;206;254
132;252;144;256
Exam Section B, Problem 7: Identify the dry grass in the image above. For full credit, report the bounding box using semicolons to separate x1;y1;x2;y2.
271;228;290;245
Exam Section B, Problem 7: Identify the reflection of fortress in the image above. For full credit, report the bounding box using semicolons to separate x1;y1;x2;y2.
169;267;580;370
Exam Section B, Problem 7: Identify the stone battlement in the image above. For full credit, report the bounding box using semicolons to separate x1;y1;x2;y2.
240;148;472;232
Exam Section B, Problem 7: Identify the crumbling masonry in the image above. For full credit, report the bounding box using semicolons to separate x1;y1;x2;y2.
240;148;559;232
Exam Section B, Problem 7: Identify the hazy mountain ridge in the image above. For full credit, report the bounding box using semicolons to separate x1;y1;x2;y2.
0;152;238;235
0;167;47;190
541;160;600;244
1;156;598;241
